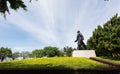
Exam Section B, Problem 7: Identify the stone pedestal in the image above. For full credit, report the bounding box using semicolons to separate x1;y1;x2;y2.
72;50;96;58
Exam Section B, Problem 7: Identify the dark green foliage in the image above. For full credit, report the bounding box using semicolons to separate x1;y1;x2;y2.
0;0;38;18
32;49;45;58
63;46;75;57
43;46;61;57
12;52;20;60
8;0;26;10
87;13;120;57
0;0;27;18
31;47;64;58
0;47;12;61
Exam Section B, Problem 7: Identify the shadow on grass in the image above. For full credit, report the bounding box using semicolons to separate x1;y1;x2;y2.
0;68;120;74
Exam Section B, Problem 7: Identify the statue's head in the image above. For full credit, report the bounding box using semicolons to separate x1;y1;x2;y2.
77;30;80;33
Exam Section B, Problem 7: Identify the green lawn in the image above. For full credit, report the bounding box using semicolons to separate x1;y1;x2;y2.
0;57;110;69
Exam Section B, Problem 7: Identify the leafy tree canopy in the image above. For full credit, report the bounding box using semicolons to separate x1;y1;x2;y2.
0;47;12;61
63;46;75;57
87;13;120;58
0;0;37;18
43;46;60;57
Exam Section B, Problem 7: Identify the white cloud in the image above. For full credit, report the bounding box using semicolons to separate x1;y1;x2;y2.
1;0;120;52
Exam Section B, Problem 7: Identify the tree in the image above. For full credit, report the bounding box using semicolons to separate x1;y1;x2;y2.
58;50;64;57
12;52;20;60
87;13;120;58
43;46;60;57
19;51;30;59
63;46;75;57
0;0;37;18
0;0;27;18
32;49;45;58
0;47;12;61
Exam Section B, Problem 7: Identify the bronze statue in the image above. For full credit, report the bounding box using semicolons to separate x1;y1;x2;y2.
74;30;87;50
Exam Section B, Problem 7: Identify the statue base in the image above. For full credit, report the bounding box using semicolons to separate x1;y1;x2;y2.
72;50;96;58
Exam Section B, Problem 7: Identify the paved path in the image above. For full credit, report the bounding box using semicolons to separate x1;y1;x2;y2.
90;57;120;69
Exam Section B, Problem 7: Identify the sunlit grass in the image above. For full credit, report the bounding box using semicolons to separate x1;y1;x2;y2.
0;57;110;69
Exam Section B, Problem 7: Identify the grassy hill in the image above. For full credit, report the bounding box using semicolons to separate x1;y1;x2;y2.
0;57;111;69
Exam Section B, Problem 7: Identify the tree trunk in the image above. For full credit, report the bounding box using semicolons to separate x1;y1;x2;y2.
1;57;5;62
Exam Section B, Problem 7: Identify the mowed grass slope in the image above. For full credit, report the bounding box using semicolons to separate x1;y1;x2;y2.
0;57;110;69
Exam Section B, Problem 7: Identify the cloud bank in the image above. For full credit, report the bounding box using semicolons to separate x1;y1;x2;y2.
0;0;120;52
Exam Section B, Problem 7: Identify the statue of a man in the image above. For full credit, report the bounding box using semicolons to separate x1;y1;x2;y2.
74;30;87;50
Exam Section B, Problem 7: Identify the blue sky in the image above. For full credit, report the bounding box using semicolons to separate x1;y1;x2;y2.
0;0;120;52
